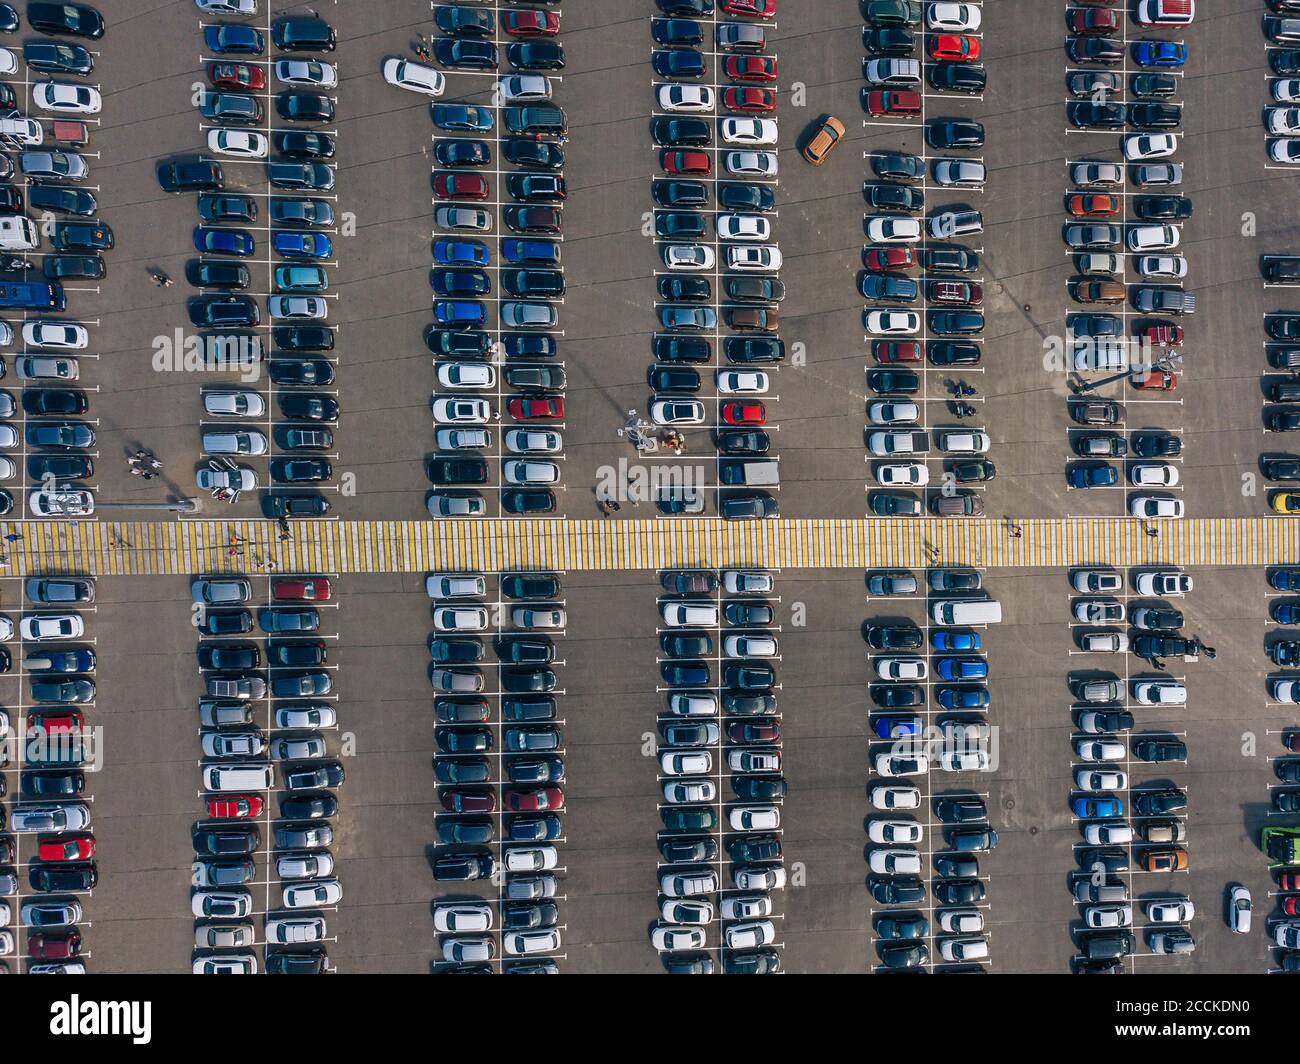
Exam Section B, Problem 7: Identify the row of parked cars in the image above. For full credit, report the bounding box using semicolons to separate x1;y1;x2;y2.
648;0;784;518
0;574;99;973
0;2;111;519
1261;247;1300;508
651;568;784;973
1065;565;1197;970
1264;0;1300;164
1062;0;1195;515
191;574;340;975
428;570;565;972
178;7;341;518
865;567;997;969
415;3;571;518
860;1;992;519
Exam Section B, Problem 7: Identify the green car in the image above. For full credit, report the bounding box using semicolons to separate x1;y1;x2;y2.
274;265;328;293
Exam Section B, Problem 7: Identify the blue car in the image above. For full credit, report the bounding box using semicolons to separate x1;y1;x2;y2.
872;715;922;740
204;23;266;56
434;239;490;267
434;301;486;327
1073;796;1123;818
1133;41;1186;67
937;657;988;682
937;684;989;709
1271;569;1300;592
1069;464;1118;489
932;629;980;652
194;226;255;257
432;103;493;132
1274;601;1300;625
502;239;561;266
508;814;563;842
273;232;332;259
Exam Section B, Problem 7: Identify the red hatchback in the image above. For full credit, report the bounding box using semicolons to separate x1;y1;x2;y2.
502;9;560;36
505;786;565;812
865;246;915;272
928;34;981;62
1285;894;1300;917
440;789;496;814
29;931;81;960
208;795;263;820
272;576;333;601
722;401;766;426
864;90;921;117
662;150;710;175
433;173;490;200
27;710;84;735
723;0;776;16
37;834;96;862
723;86;776;113
873;340;922;363
1069;7;1119;34
508;396;565;420
725;55;778;82
208;62;266;91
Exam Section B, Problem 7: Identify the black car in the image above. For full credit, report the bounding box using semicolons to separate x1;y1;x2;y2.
435;37;498;68
266;949;327;975
1273;48;1300;74
503;205;561;233
505;366;566;391
727;277;785;303
935;879;985;905
871;151;924;182
24;41;93;75
733;775;787;801
876;914;929;940
427;457;489;485
653;178;708;208
660;835;717;863
1268;407;1300;432
429;639;484;666
653;334;710;363
926;119;984;149
502;138;563;170
432;852;494;881
187;260;249;289
928;62;985;94
936;796;986;822
201;92;261;125
275;325;334;352
864;182;924;212
870;684;923;708
432;103;493;132
1133;431;1181;458
724;337;784;364
866;623;923;650
1129;102;1182;129
728;835;780;863
1133;737;1187;762
269;359;335;387
193;825;259;857
652;116;711;146
718;183;775;212
197;643;260;670
923;245;978;273
0;3;16;31
23;389;86;416
1068;102;1125;129
864;26;915;56
718;429;769;454
1133;788;1186;816
648;366;701;393
660;632;712;658
652;49;705;79
277;92;334;124
502;489;555;514
929;310;983;335
505;334;556;360
435;4;493;36
279;394;339;422
658;276;710;302
949;458;995;482
1068;35;1123;65
652;17;703;44
506;41;565;71
272;16;336;52
870;876;926;904
30;863;97;892
274;131;336;160
868;369;920;394
29;186;95;216
1134;195;1192;221
28;2;103;39
1132;73;1177;98
157;158;224;194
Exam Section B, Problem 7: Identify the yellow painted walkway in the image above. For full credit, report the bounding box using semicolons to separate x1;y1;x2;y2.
0;517;1296;575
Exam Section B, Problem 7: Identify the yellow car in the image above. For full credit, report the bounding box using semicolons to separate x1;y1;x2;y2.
1272;492;1300;514
801;115;844;165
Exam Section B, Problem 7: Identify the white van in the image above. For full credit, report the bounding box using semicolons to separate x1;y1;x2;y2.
931;599;1002;626
721;459;779;487
202;762;274;793
0;215;37;250
0;117;42;145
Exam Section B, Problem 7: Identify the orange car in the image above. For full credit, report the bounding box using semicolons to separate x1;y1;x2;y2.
801;115;845;165
1068;193;1120;218
1140;847;1188;871
1132;369;1178;391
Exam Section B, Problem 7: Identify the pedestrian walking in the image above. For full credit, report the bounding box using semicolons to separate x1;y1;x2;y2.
1008;523;1022;539
609;500;621;512
1145;527;1159;539
4;532;21;543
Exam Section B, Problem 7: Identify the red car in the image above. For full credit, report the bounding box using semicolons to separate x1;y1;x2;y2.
1068;193;1120;218
37;834;96;862
1132;369;1177;391
508;396;564;420
723;86;776;113
928;34;981;62
1068;7;1119;34
928;280;983;306
722;401;766;425
505;787;565;812
29;931;81;960
728;719;780;743
725;55;778;82
433;173;490;200
873;340;922;363
27;710;84;734
864;90;921;117
723;0;776;16
1281;872;1300;891
1145;323;1183;346
208;795;263;820
1285;894;1300;916
865;246;915;272
662;150;710;175
272;576;332;601
440;789;496;814
207;62;265;91
502;9;559;36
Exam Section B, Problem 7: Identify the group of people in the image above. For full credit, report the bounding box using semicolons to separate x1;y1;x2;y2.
129;449;161;480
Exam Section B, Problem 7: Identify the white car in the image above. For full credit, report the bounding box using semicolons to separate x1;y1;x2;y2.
500;75;552;101
30;489;93;517
1135;570;1191;596
505;429;562;454
432;397;491;424
282;880;342;909
724;920;775;950
1273;79;1300;102
33;81;101;114
939;937;988;962
664;779;715;803
1270;137;1300;163
866;216;921;244
870;784;921;809
869;848;923;875
939;909;984;933
277;852;334;879
1228;886;1252;934
663;244;714;271
1146;898;1194;924
191;891;253;919
1134;680;1187;705
1269;106;1300;135
276;704;336;729
1084;821;1133;846
873;752;928;777
504;460;559;485
877;462;929;486
717;213;769;241
265;917;325;944
1080;631;1129;653
865;310;920;335
661;750;711;776
1273;678;1300;703
1129;462;1180;486
723;634;776;658
729;805;780;831
268;296;327;320
436;363;495;390
382;57;445;96
1135;255;1187;279
724;150;777;176
23;321;87;349
726;245;782;271
1073;569;1122;594
207;128;268;159
933;159;985;186
433;606;489;632
1075;768;1127;791
276;59;338;89
433;903;493;933
720;895;772;921
1123;133;1179;160
668;692;717;716
1127;225;1179;253
203;390;265;417
661;898;713;924
927;2;981;31
657;83;715;112
197;0;258;11
650;398;705;425
721;117;778;145
868;819;923;844
1085;904;1133;929
876;658;927;683
650;924;707;952
939;749;989;772
734;866;786;891
1075;738;1125;762
1130;495;1184;519
196;465;257;493
0;47;15;75
504;845;559;872
723;570;772;594
868;401;918;425
660;601;718;627
717;370;769;394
